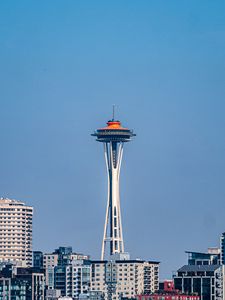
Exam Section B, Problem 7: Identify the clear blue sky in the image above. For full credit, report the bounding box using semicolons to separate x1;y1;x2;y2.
0;0;225;279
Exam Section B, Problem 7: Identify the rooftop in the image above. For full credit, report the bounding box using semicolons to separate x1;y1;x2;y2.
0;198;33;209
177;264;221;272
0;198;25;206
91;259;160;264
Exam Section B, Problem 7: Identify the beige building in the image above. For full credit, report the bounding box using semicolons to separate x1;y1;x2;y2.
43;253;59;269
91;258;159;300
43;253;59;288
0;197;33;267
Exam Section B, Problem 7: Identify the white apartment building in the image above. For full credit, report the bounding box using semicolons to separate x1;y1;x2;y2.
0;197;33;267
91;259;159;300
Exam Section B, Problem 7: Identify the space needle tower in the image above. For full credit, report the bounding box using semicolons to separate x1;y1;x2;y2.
92;110;136;260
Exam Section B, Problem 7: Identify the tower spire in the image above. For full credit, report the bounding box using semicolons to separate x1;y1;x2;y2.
92;116;136;260
112;104;115;121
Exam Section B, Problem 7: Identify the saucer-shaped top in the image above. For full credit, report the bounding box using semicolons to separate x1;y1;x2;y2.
92;119;136;143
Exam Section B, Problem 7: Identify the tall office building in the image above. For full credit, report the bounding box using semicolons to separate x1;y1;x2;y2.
0;198;33;267
92;117;135;260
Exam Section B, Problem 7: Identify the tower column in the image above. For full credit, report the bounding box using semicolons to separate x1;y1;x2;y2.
101;142;124;260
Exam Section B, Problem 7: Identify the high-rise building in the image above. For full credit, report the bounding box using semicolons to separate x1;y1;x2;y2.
91;258;159;300
38;247;90;293
43;252;58;289
174;265;222;300
173;251;223;300
0;263;45;300
43;247;89;289
54;259;91;298
0;197;33;267
92;117;135;260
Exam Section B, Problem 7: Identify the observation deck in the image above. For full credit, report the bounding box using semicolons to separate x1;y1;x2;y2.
92;120;136;143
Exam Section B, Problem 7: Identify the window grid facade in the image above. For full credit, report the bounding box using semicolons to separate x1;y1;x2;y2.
91;260;159;300
0;198;33;267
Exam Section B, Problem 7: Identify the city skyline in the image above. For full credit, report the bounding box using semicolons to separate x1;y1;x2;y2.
0;1;225;279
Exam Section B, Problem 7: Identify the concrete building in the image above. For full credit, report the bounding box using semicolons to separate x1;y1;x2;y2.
39;247;90;289
54;259;91;299
174;265;222;300
136;280;200;300
43;252;59;289
0;263;45;300
91;257;159;300
174;251;223;300
0;197;33;267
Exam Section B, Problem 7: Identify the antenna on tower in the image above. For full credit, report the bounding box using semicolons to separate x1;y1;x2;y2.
112;104;115;121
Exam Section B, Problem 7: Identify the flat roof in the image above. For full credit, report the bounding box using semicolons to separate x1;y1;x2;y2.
91;260;160;264
185;251;211;255
177;264;220;272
